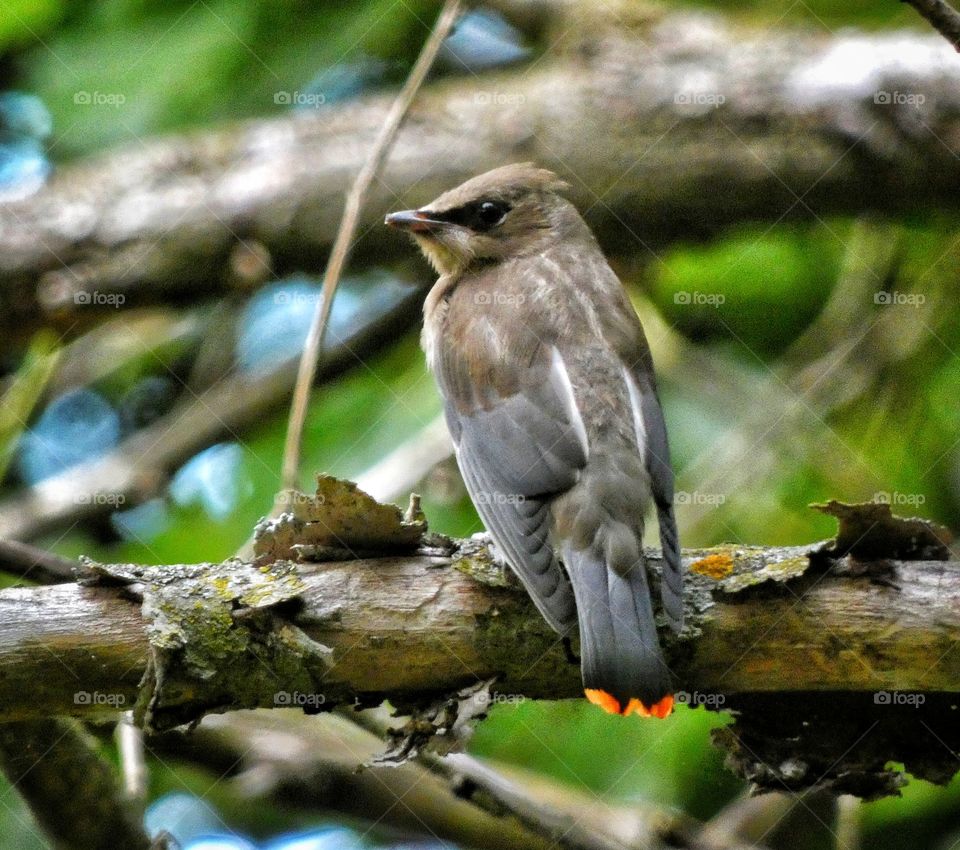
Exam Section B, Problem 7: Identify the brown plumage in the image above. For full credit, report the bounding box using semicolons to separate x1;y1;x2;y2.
386;163;682;717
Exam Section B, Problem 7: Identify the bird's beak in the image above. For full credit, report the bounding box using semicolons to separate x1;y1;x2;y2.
384;209;445;233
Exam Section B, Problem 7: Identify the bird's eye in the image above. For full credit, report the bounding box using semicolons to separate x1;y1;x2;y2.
471;200;510;231
432;200;511;231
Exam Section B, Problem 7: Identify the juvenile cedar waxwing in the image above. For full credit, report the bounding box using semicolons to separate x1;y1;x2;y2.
385;163;683;718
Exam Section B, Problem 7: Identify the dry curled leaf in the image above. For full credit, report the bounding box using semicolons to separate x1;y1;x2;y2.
254;475;427;564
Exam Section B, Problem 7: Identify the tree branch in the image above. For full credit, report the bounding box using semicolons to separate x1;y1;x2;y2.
0;718;152;850
0;526;957;797
4;10;960;325
153;710;688;850
0;537;79;584
902;0;960;51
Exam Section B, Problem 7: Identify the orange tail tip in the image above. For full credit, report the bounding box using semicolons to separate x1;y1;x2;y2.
584;690;674;719
628;694;674;719
585;688;622;714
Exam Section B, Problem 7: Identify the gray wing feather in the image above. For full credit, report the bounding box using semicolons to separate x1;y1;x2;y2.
636;375;684;633
444;349;587;634
458;447;576;631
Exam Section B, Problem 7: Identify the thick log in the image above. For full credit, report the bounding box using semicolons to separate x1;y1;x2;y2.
2;9;960;322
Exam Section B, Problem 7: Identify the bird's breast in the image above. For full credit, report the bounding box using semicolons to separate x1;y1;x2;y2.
421;273;459;374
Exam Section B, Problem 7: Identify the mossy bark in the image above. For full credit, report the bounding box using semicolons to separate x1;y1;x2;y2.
0;534;958;795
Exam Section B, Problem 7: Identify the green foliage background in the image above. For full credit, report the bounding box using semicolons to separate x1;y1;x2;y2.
1;0;958;847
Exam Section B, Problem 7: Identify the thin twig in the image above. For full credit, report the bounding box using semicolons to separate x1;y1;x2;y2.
0;537;79;584
281;0;463;490
116;712;149;808
342;706;688;850
902;0;960;51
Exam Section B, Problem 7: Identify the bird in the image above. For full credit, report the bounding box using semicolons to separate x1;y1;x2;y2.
385;163;682;718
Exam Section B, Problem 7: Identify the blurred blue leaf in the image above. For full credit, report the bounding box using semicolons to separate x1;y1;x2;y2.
299;55;391;108
0;91;52;201
236;278;323;375
16;388;120;484
439;9;529;72
262;826;366;850
0;138;50;202
169;442;251;521
0;91;52;141
235;271;417;376
182;837;259;850
110;496;172;542
145;792;228;847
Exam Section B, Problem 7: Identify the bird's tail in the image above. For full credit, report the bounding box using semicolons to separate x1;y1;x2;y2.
656;502;684;633
562;540;673;718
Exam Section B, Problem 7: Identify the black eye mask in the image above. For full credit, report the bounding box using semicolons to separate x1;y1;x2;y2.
431;200;511;232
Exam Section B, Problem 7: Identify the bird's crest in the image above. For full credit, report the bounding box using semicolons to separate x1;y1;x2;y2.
428;162;570;212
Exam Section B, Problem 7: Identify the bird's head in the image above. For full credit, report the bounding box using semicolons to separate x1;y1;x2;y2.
385;163;572;276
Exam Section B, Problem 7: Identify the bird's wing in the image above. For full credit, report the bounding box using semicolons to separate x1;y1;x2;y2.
622;354;684;633
439;344;587;634
568;243;684;635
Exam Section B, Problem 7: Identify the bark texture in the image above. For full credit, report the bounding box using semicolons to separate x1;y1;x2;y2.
0;533;957;796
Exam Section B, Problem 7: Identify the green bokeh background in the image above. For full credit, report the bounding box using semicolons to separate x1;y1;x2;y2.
1;0;958;847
